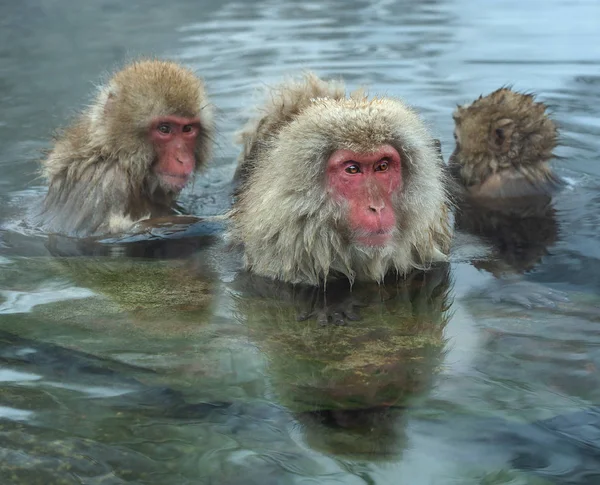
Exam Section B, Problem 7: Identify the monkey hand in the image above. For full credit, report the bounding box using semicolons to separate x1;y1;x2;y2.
296;298;365;326
478;278;569;309
111;215;225;242
130;215;204;234
296;291;368;326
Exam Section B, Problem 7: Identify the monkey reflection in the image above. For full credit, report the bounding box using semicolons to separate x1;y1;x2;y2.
296;406;407;459
449;88;563;276
10;253;218;340
232;264;451;459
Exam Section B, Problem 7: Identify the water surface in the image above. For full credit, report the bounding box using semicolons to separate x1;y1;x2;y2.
1;0;600;483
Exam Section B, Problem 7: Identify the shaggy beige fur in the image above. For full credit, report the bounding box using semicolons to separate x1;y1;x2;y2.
36;59;214;237
230;72;452;286
450;88;559;195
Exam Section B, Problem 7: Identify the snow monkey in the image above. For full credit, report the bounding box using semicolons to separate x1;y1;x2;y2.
450;88;566;299
230;73;452;286
449;87;561;200
35;59;214;237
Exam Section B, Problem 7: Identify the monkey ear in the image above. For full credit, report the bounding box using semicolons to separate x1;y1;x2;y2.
490;118;514;153
90;88;118;126
452;106;464;124
103;91;117;116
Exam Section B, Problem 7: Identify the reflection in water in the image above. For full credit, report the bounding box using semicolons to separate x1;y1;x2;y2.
456;194;560;276
0;285;94;315
0;256;216;340
297;406;407;460
233;266;451;459
413;405;600;485
2;326;600;484
0;0;600;483
448;84;562;285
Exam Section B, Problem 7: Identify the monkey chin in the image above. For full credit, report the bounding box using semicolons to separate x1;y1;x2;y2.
156;172;191;193
353;230;394;248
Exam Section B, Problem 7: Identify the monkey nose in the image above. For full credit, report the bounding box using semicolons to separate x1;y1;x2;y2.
176;154;194;166
369;201;385;213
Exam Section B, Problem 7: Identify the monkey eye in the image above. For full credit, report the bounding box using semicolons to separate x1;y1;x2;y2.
157;123;172;134
182;124;194;133
345;164;360;174
375;160;389;172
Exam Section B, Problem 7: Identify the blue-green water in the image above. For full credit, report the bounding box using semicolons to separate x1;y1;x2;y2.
1;0;600;483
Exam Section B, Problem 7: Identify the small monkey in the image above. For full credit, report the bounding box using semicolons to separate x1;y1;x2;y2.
450;88;566;306
449;87;562;201
230;72;451;286
34;59;214;237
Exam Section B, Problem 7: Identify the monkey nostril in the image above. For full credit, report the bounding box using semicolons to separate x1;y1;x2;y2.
369;204;384;213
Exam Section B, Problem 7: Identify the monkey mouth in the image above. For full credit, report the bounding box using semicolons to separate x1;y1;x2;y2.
157;171;190;191
354;229;394;247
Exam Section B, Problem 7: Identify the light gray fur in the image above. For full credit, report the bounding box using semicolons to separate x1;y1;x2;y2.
230;73;451;286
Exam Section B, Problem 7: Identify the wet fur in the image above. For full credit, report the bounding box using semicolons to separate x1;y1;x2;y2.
34;59;214;237
456;196;558;275
450;87;562;275
450;87;561;196
230;73;452;286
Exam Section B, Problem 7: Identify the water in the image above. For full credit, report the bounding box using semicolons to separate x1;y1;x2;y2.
1;0;600;483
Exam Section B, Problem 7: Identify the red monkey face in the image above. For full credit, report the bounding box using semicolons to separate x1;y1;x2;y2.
149;116;202;192
326;144;402;247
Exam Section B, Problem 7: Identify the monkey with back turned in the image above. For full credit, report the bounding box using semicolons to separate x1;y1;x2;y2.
449;87;563;277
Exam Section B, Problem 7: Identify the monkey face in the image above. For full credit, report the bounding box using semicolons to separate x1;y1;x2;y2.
326;145;403;247
231;75;451;285
149;115;202;193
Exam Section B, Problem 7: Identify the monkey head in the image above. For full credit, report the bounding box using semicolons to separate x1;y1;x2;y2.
232;75;451;285
89;60;214;195
450;88;558;192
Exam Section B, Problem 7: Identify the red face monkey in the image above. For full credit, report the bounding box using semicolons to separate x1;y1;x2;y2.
35;60;214;237
230;73;452;286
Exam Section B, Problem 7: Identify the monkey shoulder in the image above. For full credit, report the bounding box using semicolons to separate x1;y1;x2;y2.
467;169;564;201
234;73;351;186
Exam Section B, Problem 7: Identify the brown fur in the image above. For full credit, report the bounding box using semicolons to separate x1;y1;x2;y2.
229;72;452;286
450;88;562;275
34;59;214;237
449;87;560;197
456;197;559;276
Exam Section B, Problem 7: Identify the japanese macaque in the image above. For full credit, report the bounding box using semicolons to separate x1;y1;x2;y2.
450;88;562;277
230;73;452;286
449;87;562;201
34;59;214;238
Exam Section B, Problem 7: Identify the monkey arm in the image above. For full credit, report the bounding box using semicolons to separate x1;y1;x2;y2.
295;287;367;326
45;216;227;258
130;215;205;232
125;214;227;246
